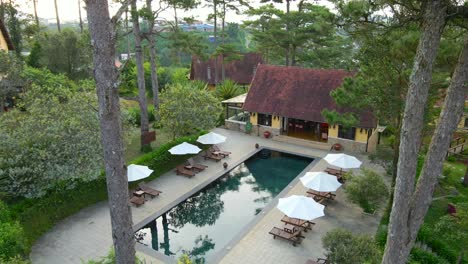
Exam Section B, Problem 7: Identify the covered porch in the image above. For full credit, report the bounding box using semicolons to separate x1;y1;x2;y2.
282;117;329;143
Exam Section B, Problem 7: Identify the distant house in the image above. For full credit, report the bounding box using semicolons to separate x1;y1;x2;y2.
223;64;378;153
0;19;14;51
189;52;263;88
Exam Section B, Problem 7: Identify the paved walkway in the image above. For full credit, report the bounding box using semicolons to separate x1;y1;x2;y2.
30;128;386;264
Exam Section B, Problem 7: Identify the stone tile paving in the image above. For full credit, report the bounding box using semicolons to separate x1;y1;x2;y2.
30;128;385;264
219;157;386;264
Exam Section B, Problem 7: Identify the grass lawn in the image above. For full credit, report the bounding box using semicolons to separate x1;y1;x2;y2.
124;124;174;162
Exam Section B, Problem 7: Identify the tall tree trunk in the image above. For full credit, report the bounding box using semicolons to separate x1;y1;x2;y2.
125;8;130;57
84;0;135;263
78;0;83;33
382;1;448;263
0;0;4;22
291;44;296;66
54;0;61;32
173;5;182;65
32;0;39;26
285;0;290;66
213;0;218;84
146;0;160;109
131;0;150;150
221;2;226;81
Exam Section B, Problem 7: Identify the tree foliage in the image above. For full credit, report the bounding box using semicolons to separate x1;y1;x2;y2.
345;169;388;213
160;83;222;138
244;3;352;67
0;67;102;198
27;29;93;80
322;228;382;264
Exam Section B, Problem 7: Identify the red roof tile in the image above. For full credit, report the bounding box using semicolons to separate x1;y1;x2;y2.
190;52;263;85
243;65;376;128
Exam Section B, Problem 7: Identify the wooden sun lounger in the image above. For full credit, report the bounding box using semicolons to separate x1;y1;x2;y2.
306;192;327;205
324;167;346;182
186;158;208;172
281;216;315;232
137;181;162;198
176;165;195;177
306;190;336;200
269;226;305;246
129;196;145;207
212;145;231;157
201;151;222;162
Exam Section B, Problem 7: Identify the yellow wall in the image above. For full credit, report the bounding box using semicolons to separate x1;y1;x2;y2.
272;115;281;129
328;125;369;143
355;128;369;143
329;125;338;138
250;112;257;125
0;30;8;51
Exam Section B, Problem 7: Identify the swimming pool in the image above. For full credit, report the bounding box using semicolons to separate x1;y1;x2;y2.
135;149;313;263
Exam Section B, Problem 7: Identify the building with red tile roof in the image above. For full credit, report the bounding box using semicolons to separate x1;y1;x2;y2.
224;64;379;153
189;52;263;86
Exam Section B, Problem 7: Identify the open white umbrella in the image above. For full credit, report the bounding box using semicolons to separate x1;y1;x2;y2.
277;195;325;221
300;172;342;192
324;153;362;169
197;132;227;145
127;164;154;182
168;142;201;155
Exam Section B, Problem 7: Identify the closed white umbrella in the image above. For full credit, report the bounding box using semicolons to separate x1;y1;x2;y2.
127;164;153;182
168;142;201;155
300;172;342;192
197;132;227;145
277;195;325;221
323;153;362;169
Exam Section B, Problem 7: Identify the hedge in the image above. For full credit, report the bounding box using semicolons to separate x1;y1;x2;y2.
6;131;208;256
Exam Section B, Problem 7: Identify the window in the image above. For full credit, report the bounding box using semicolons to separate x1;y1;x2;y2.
338;125;356;140
258;113;272;126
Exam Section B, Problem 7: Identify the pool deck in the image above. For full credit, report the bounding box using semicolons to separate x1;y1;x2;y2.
30;128;387;264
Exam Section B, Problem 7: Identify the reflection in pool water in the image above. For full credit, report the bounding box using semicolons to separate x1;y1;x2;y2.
135;149;313;263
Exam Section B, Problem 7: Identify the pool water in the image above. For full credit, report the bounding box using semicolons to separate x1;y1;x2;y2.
135;149;313;263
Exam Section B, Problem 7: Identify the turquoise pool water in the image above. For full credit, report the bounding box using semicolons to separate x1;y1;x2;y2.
135;149;313;263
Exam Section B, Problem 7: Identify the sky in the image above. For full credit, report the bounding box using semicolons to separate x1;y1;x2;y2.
17;0;335;24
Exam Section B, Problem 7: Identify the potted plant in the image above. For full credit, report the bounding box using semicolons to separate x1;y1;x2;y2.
263;131;271;138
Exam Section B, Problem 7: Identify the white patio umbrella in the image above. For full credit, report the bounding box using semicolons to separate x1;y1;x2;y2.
168;142;201;155
277;195;325;221
323;153;362;169
197;132;227;145
300;172;342;192
127;164;154;182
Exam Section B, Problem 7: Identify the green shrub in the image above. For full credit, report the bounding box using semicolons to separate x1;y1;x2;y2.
322;228;382;264
0;255;31;264
345;169;389;213
375;224;388;248
123;105;156;126
0;222;27;259
417;224;459;263
409;248;449;264
446;155;456;162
